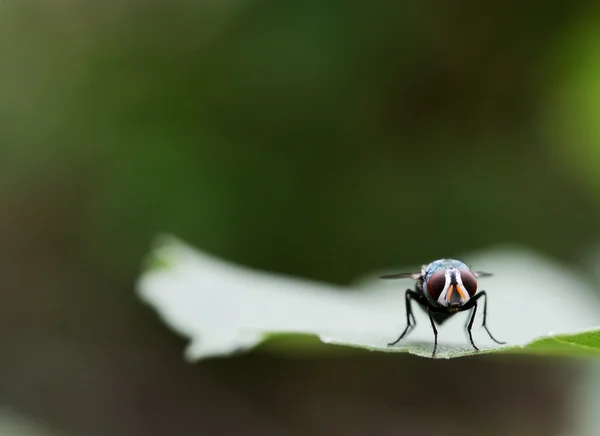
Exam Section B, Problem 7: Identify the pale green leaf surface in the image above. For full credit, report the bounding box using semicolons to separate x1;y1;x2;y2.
136;235;600;360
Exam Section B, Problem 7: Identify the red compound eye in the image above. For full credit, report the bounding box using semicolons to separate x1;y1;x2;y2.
459;269;478;296
426;270;446;300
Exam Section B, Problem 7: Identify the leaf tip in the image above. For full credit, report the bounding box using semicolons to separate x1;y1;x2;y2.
140;233;185;273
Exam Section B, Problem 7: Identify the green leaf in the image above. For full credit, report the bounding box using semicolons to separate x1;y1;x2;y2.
136;235;600;360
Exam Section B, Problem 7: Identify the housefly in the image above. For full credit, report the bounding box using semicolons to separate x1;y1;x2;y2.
381;259;505;357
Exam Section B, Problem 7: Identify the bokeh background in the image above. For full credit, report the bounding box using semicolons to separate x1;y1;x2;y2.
2;1;600;435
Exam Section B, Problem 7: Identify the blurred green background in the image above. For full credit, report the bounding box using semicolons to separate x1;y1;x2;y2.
2;1;600;436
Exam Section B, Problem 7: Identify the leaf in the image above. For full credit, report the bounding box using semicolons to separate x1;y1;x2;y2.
136;235;600;360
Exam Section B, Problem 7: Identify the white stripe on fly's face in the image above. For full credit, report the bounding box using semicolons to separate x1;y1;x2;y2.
437;268;471;307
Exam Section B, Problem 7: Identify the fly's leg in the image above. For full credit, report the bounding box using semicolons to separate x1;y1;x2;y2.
466;302;479;351
478;291;506;344
388;290;422;346
427;306;439;358
463;291;506;346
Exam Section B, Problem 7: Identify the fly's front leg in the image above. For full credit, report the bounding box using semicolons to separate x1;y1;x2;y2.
388;290;423;346
462;291;506;346
466;303;479;351
478;291;506;345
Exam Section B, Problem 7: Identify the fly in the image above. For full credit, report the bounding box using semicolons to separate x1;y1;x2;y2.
381;259;505;357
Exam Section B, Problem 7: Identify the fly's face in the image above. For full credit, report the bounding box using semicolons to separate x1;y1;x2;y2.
424;266;478;308
380;258;491;308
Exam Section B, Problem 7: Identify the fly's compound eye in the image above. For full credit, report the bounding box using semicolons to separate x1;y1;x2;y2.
426;270;446;300
459;269;478;296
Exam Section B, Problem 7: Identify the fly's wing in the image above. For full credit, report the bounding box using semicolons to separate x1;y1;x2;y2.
473;271;493;278
380;272;421;280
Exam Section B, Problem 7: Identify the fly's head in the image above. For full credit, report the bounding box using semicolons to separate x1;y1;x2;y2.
381;258;492;308
423;259;491;308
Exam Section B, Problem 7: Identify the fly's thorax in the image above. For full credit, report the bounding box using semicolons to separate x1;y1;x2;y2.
423;265;478;307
